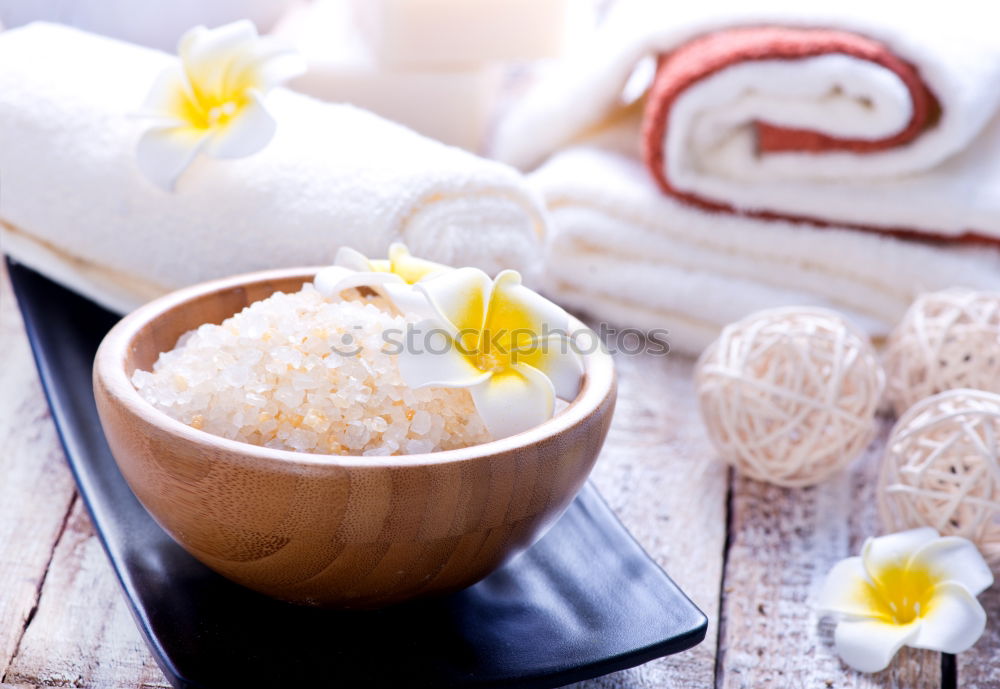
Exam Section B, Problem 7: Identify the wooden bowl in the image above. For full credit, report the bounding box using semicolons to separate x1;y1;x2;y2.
93;268;617;608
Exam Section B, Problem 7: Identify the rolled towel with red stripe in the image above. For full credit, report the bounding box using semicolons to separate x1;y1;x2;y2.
641;26;950;237
493;0;1000;354
497;0;1000;242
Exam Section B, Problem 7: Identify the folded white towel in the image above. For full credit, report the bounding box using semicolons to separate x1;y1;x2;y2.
0;23;546;313
534;115;1000;356
496;0;1000;240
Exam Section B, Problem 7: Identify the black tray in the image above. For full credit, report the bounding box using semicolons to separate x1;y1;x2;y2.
7;258;707;689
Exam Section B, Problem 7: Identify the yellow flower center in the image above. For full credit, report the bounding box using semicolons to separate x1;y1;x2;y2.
206;100;240;126
169;56;261;132
179;88;249;130
475;350;505;374
861;562;936;625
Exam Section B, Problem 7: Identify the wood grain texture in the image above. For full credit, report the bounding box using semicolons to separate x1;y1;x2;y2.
716;422;943;689
3;254;997;687
3;500;170;689
958;583;1000;688
571;349;729;689
0;264;77;680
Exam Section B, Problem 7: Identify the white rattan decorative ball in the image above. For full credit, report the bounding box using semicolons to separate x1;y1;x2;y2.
696;307;884;487
884;288;1000;416
879;389;1000;566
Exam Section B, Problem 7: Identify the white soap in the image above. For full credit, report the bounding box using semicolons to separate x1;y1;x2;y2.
273;0;502;150
349;0;569;67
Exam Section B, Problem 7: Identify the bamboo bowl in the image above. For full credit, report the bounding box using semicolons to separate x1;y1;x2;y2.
93;268;617;608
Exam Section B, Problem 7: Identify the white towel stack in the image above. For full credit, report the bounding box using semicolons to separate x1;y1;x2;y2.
496;0;1000;355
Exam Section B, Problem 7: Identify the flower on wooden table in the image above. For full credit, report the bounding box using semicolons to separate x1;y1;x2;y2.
136;20;305;190
818;528;993;672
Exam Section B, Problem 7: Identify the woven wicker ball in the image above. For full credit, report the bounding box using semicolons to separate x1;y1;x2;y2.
884;288;1000;416
696;307;884;487
879;389;1000;566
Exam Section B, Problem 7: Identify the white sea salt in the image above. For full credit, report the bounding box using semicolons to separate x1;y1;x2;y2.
133;284;492;455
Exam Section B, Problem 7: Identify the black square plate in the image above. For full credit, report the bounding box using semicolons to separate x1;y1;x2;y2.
6;258;707;689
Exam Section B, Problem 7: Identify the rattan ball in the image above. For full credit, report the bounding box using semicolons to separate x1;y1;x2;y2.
884;288;1000;416
879;389;1000;566
696;307;884;487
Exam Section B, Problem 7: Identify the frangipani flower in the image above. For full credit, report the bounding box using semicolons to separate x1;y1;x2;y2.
136;20;305;190
314;243;450;315
397;267;584;438
335;244;450;285
818;528;993;673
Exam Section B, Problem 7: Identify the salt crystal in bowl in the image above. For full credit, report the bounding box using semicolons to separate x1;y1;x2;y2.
93;268;616;608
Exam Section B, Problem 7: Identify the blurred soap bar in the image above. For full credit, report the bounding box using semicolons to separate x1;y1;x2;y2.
273;0;501;150
349;0;568;67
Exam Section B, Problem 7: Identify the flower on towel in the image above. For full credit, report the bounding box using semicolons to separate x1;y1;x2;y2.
396;267;584;438
817;528;993;673
314;243;450;315
135;20;305;190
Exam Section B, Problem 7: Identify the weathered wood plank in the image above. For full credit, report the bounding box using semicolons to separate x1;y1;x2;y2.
0;264;78;681
572;351;730;688
957;584;1000;689
716;423;943;689
3;500;170;689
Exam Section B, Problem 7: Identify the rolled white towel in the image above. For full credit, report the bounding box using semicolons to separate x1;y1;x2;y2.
535;116;1000;356
0;22;546;313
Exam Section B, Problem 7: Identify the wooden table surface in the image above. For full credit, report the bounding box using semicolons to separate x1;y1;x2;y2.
1;259;998;689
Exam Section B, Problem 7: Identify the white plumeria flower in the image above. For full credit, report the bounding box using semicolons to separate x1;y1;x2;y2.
314;243;450;316
818;528;993;673
136;20;305;190
396;267;585;439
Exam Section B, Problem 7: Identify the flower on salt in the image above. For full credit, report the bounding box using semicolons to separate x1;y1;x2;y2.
314;243;450;316
135;20;305;190
396;267;584;438
817;527;993;673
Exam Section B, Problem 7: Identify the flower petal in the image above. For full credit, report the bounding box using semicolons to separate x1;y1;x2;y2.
469;363;555;438
415;267;491;337
314;266;403;299
833;618;919;673
221;38;302;99
910;582;987;654
250;42;308;90
516;335;584;401
138;65;194;122
388;243;450;284
380;282;439;320
862;528;940;588
201;90;276;159
335;247;376;272
396;319;490;390
817;556;887;621
486;269;572;337
908;537;994;597
135;125;210;191
179;21;258;97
